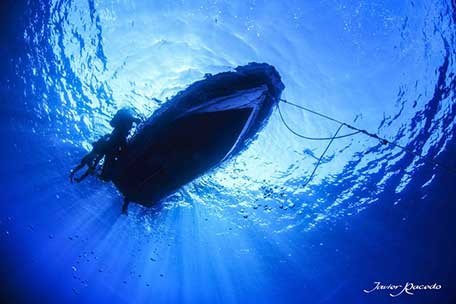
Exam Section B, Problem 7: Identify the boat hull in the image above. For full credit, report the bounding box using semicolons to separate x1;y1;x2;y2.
111;62;284;206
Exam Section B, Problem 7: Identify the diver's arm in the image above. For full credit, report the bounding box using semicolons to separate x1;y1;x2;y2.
69;151;97;182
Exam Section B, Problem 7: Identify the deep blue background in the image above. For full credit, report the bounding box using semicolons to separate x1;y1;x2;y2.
1;0;455;303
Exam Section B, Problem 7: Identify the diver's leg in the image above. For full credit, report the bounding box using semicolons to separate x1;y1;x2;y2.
70;163;85;182
121;197;130;214
74;168;92;183
70;154;93;182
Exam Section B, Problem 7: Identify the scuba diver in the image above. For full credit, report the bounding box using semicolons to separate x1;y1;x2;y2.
69;108;141;214
100;108;141;181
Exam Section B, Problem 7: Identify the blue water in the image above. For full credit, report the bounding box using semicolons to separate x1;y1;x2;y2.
1;0;455;303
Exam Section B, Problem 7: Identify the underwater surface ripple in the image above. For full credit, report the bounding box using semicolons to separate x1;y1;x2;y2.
1;0;455;303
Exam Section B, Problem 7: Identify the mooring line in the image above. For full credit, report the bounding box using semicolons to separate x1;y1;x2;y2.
279;98;456;175
301;124;344;187
277;102;361;140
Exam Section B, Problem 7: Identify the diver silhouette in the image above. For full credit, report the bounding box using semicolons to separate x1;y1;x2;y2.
69;134;110;183
69;108;141;214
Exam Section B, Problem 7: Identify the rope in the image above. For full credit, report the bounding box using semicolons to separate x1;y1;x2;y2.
279;98;456;175
277;102;361;140
280;99;347;125
302;124;344;188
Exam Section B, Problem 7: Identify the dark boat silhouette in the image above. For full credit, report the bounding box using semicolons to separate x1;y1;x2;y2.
111;62;284;206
